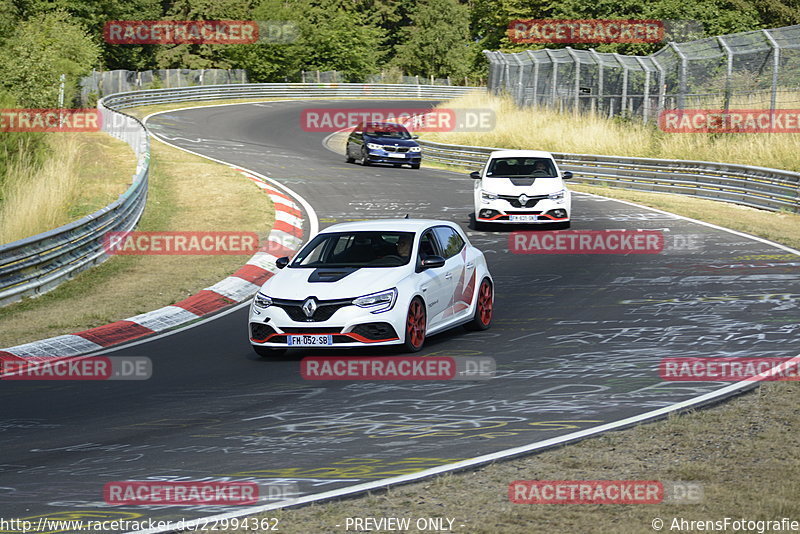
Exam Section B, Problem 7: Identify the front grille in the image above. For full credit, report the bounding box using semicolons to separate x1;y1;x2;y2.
350;322;398;340
499;195;547;208
272;298;352;322
383;146;410;153
250;322;276;341
280;327;343;334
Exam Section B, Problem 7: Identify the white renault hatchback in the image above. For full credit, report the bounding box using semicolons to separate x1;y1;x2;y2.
472;150;573;229
248;219;493;356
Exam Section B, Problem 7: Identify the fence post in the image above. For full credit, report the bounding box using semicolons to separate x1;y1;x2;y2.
545;49;557;109
566;47;581;114
670;42;688;109
512;54;526;106
526;50;540;107
612;53;628;117
590;49;603;116
718;35;734;111
763;29;780;119
636;57;651;122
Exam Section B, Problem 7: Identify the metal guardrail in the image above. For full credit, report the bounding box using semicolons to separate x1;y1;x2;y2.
102;83;481;109
0;83;481;307
418;139;800;213
0;101;149;307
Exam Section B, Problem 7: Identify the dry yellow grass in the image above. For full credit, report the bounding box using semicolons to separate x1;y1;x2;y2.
0;132;135;243
423;92;800;172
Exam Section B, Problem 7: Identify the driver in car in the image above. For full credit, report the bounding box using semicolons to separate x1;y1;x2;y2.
395;234;412;259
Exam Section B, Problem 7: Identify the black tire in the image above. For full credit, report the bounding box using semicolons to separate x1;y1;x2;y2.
403;297;427;352
252;345;287;358
360;147;371;166
411;163;420;169
465;278;493;331
346;156;355;163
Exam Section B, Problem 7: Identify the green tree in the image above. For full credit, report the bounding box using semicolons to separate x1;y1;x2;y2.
222;0;303;81
292;0;385;81
394;0;476;79
155;0;256;69
0;11;100;107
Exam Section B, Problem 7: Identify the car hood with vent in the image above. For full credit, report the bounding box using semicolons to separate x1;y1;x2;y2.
260;265;413;300
481;177;565;196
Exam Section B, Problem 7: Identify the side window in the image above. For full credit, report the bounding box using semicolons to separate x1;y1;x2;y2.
433;227;465;259
418;230;440;261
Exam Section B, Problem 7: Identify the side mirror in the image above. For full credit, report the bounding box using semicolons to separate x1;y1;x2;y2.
562;171;573;180
470;171;481;180
421;255;446;269
275;256;290;269
411;134;419;139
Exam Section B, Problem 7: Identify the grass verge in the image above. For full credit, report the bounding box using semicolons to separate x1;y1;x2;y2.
0;136;273;348
423;92;800;172
0;132;134;243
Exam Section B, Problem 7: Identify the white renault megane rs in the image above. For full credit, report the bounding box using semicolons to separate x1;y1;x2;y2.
472;149;573;229
248;219;493;356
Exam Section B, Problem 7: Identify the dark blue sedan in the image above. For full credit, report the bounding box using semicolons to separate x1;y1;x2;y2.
346;122;422;169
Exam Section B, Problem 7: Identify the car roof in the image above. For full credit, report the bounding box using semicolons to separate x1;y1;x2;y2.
489;149;555;159
363;121;405;128
320;219;459;235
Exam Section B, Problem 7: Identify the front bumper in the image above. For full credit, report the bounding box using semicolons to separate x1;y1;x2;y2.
249;302;404;348
366;148;421;165
475;197;570;223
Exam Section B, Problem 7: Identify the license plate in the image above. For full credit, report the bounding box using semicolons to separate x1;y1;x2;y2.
388;153;405;158
288;335;333;346
510;214;539;222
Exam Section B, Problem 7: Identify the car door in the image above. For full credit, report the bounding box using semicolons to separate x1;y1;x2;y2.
347;128;363;158
416;228;449;328
432;226;472;320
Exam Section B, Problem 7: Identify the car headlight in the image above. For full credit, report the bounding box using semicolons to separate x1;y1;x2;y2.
352;288;397;313
409;146;421;152
481;190;498;200
366;143;383;150
254;292;273;309
548;189;566;200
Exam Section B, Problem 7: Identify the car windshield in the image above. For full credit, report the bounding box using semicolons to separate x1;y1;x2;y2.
291;231;415;268
486;157;557;178
364;123;412;140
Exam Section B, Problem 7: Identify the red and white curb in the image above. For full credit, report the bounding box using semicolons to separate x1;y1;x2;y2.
0;169;305;362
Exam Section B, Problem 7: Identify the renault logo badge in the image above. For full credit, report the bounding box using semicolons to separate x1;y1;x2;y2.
518;194;529;205
302;298;318;318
